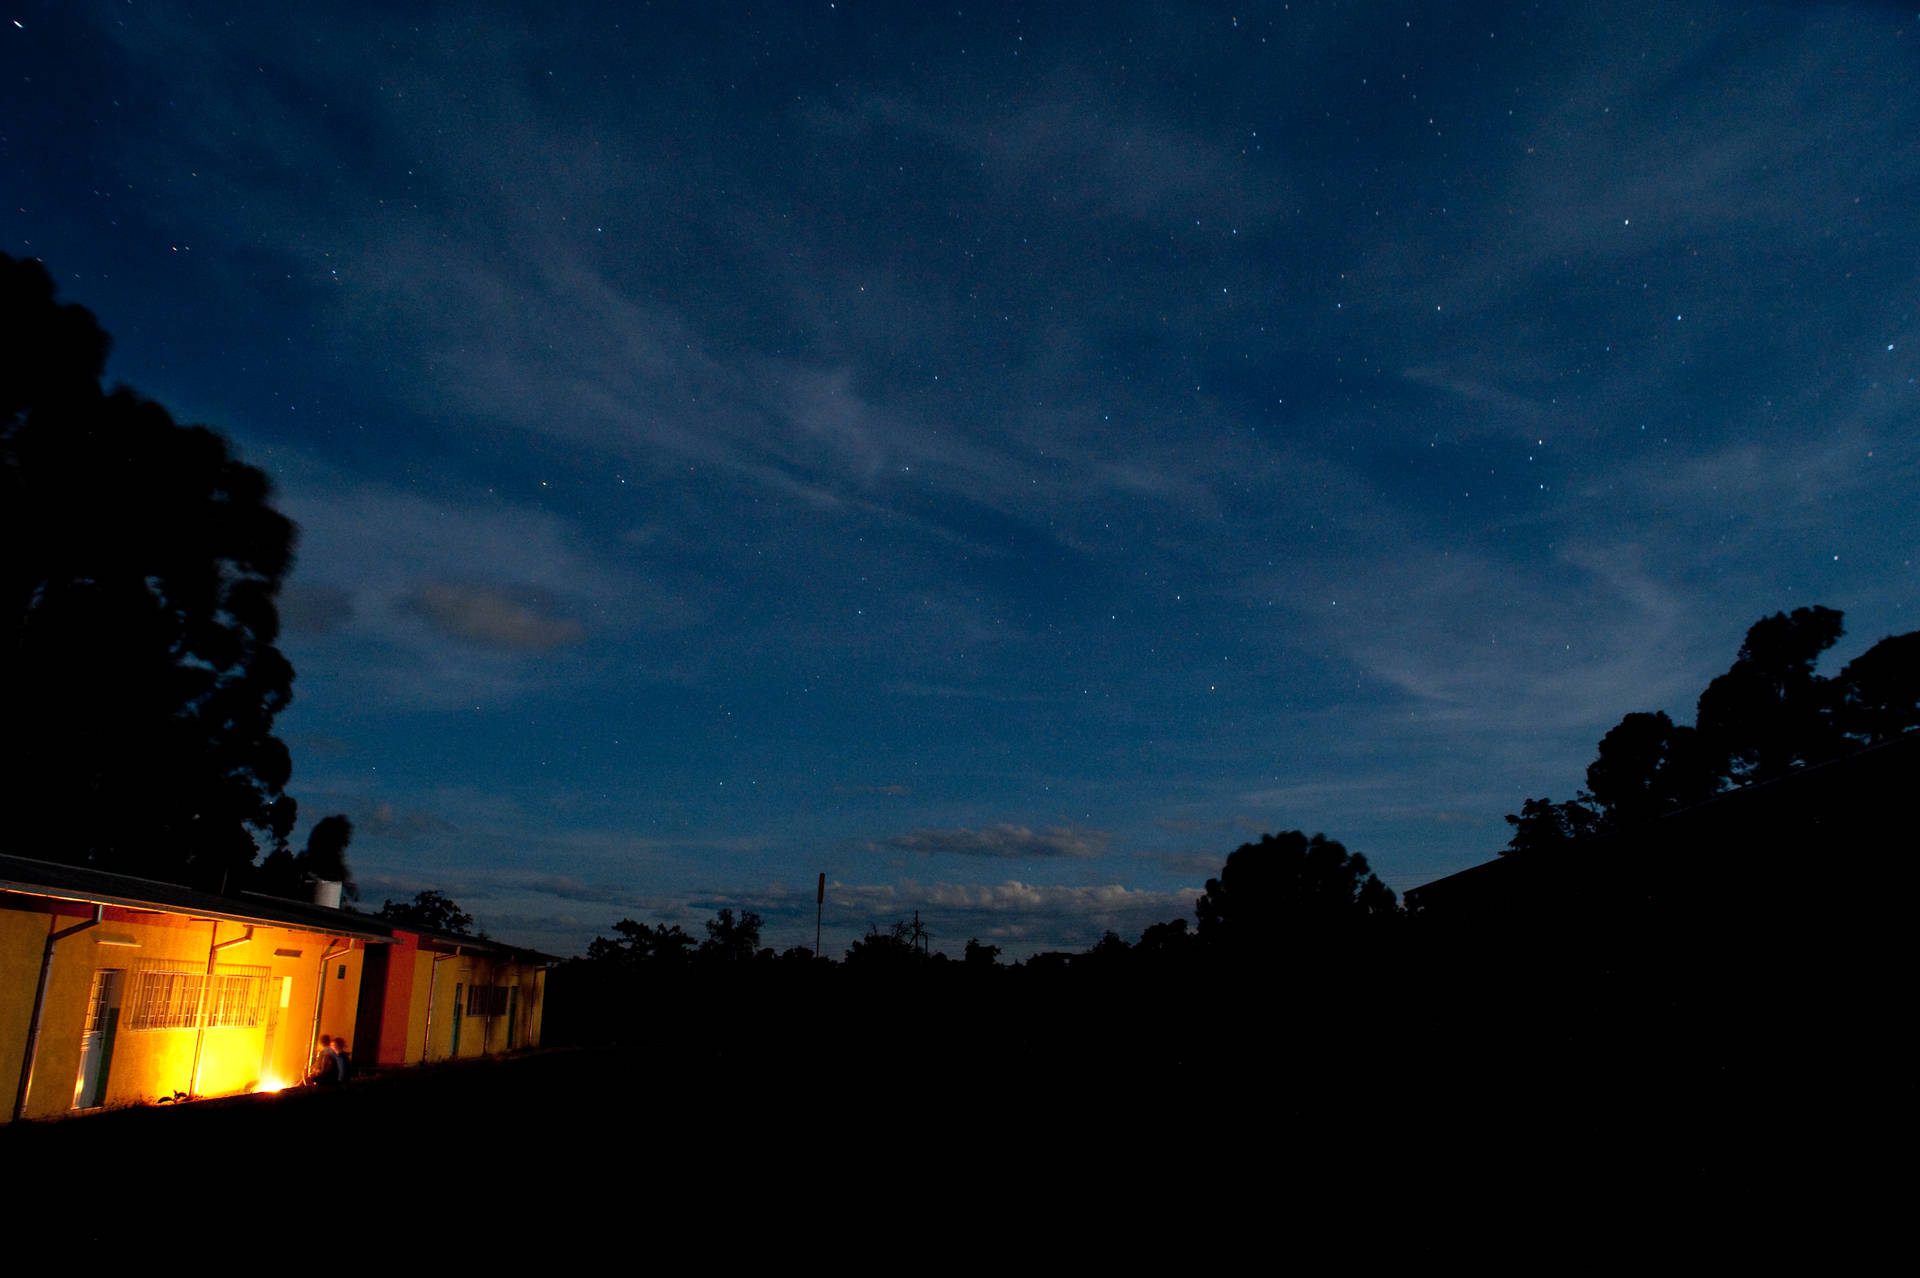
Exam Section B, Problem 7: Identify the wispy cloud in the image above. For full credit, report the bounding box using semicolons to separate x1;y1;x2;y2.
869;824;1110;860
850;88;1285;233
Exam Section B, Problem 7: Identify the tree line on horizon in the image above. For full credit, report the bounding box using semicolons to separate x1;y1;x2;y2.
578;825;1402;977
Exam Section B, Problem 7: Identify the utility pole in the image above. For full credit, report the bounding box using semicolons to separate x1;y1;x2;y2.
815;872;824;958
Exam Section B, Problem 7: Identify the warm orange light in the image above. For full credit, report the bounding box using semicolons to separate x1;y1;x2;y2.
255;1075;291;1094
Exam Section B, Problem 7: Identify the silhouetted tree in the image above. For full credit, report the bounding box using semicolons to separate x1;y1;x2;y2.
1506;607;1920;851
1135;917;1196;961
963;937;1002;966
586;918;698;967
376;890;475;936
845;920;925;968
3;254;299;888
698;907;763;964
1082;929;1132;966
1585;712;1719;828
1502;795;1603;855
1195;831;1397;953
1834;631;1920;747
1695;606;1847;783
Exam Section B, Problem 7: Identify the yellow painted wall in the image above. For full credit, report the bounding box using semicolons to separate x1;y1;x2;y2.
401;946;436;1064
410;953;539;1060
0;902;55;1115
405;950;547;1061
419;952;490;1061
423;952;459;1062
493;963;545;1052
527;967;547;1049
448;956;485;1060
312;942;365;1068
476;962;505;1055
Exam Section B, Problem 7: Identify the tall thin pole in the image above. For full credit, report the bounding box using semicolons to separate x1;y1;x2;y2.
815;872;825;958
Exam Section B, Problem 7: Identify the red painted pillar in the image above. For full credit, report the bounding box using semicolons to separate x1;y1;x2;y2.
373;931;420;1066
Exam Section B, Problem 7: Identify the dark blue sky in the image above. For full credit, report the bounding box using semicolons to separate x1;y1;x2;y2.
7;1;1916;957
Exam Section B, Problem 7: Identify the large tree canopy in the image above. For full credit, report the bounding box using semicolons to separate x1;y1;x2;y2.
376;890;477;937
1695;605;1848;784
3;254;299;888
1195;831;1398;952
1584;711;1719;829
1506;606;1920;853
1834;631;1920;748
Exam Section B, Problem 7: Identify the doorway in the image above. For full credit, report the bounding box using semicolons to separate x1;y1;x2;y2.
72;968;124;1110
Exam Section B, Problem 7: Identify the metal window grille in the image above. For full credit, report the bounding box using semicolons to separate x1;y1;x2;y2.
127;961;270;1030
128;964;203;1030
205;967;270;1027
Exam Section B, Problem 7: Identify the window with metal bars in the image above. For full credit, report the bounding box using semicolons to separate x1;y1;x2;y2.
126;961;270;1030
464;983;510;1016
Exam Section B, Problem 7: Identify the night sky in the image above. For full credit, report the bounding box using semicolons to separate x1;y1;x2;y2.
7;2;1916;959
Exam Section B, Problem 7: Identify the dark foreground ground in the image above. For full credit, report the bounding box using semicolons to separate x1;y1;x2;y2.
3;996;1810;1174
3;954;1879;1256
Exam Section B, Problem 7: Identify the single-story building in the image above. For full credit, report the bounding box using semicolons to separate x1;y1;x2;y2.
2;853;553;1123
